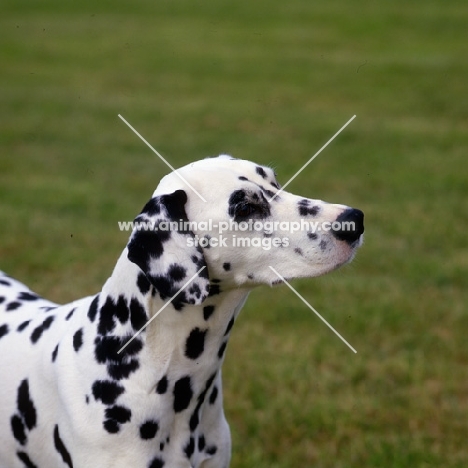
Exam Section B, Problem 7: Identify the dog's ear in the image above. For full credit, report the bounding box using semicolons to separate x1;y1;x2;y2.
127;189;210;309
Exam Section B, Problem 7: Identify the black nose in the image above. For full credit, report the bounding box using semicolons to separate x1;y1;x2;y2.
331;208;364;244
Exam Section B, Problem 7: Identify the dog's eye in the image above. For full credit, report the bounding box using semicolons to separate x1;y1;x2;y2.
235;203;257;218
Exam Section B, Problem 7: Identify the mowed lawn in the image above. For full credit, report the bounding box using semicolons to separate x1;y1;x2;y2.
1;1;467;467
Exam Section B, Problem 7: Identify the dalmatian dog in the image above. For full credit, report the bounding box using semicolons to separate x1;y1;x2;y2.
0;155;364;468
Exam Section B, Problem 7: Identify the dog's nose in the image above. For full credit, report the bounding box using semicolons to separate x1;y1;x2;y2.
331;208;364;244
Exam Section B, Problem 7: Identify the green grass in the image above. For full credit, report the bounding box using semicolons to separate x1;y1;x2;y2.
1;1;467;466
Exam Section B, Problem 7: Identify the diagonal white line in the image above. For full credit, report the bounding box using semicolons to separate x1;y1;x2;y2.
268;115;356;202
268;266;357;353
118;114;207;203
117;266;206;354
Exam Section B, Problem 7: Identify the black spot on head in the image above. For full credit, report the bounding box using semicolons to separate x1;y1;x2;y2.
294;247;303;256
320;240;328;251
11;415;26;445
137;272;151;295
92;380;124;405
222;262;231;271
168;264;187;282
247;273;254;280
173;376;193;413
203;305;215;320
238;176;248;181
52;344;59;362
255;166;267;179
87;296;99;322
298;199;320;217
18;292;39;301
6;301;21;311
184;436;195;458
0;324;8;339
73;328;84;352
140;420;159;440
148;456;165;468
156;375;168;394
307;232;318;240
65;308;76;321
17;380;36;430
185;328;207;360
16;451;38;468
54;425;73;468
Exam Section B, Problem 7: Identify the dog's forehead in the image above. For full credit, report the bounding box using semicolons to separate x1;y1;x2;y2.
154;155;276;196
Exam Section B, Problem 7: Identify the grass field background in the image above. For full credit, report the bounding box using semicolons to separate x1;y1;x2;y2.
1;1;467;466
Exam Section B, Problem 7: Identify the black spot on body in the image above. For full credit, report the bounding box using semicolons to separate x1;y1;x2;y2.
108;359;140;380
65;308;76;321
307;232;318;240
0;324;8;339
94;335;142;363
203;305;215;320
92;380;124;405
222;262;231;271
0;279;10;286
103;419;120;433
130;297;148;330
30;316;55;344
173;376;193;413
16;451;37;468
0;296;5;304
156;376;168;394
17;320;31;332
11;414;26;445
18;292;39;301
319;240;328;251
137;272;151;295
208;284;221;297
17;380;36;430
52;344;59;362
198;435;206;451
218;341;227;359
140;420;159;440
148;457;165;468
185;328;207;360
87;296;99;322
209;386;218;404
224;317;235;336
105;405;131;425
206;445;217;455
238;176;248;181
184;437;195;458
6;301;21;311
54;425;73;468
73;329;83;352
98;296;129;335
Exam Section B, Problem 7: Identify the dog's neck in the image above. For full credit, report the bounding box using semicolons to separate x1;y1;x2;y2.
98;250;250;392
